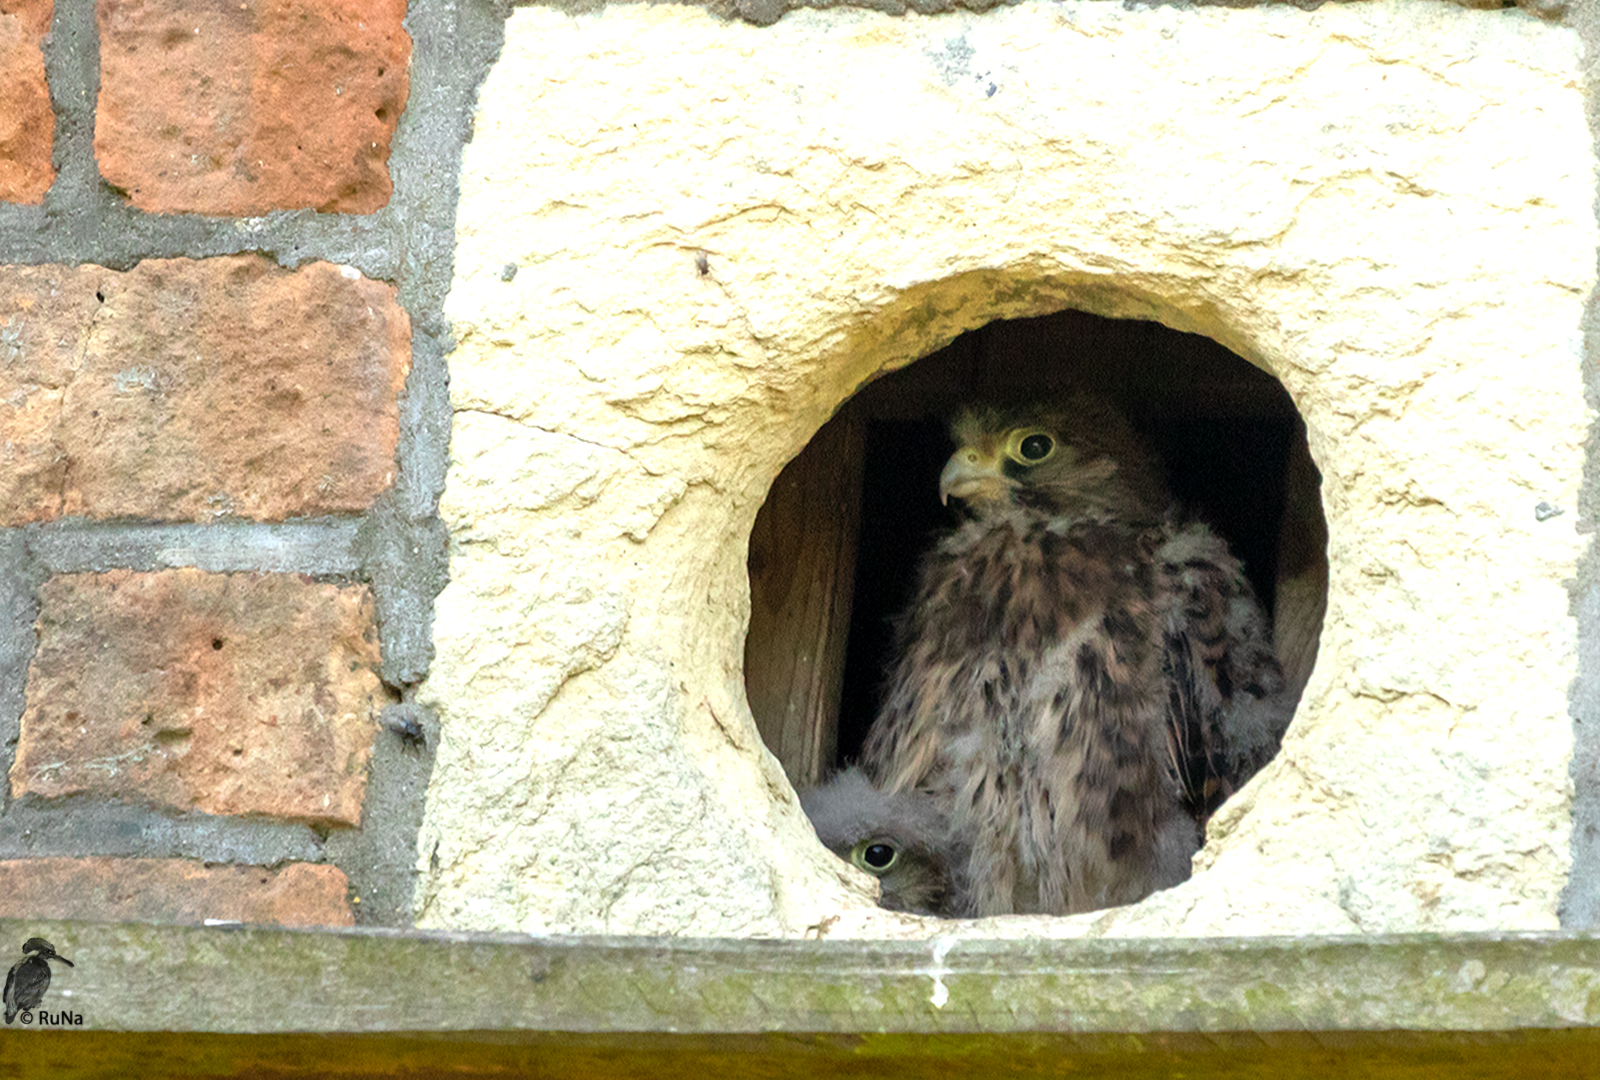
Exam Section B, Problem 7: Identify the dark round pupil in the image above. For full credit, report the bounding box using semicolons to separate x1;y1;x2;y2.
1019;433;1053;461
862;843;896;870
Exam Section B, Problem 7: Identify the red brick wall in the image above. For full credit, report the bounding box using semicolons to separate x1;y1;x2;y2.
0;0;415;929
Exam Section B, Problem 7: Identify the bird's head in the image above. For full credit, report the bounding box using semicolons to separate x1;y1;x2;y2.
19;938;70;966
800;767;961;916
939;399;1166;525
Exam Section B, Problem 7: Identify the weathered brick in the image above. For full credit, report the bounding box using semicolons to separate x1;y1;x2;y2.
12;570;383;826
0;264;98;521
0;256;409;524
0;0;55;204
0;858;353;926
0;0;49;38
95;0;409;215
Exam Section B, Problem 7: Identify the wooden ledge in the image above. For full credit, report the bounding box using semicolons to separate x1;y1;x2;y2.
0;921;1597;1076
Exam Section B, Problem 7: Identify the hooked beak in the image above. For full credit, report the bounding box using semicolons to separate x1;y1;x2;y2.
938;447;1006;506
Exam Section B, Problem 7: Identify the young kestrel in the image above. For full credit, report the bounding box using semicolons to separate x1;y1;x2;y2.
800;766;963;916
859;397;1293;917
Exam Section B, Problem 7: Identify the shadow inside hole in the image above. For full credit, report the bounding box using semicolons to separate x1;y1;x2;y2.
746;308;1327;789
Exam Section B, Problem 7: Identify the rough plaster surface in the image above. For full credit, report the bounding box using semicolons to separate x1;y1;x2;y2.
426;0;1596;937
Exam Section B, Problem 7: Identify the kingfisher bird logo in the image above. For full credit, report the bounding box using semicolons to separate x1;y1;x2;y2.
4;938;75;1025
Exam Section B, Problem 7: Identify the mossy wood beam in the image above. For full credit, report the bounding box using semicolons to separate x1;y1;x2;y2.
2;921;1600;1076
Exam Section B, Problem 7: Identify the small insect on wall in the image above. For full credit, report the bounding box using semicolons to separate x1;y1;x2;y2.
746;311;1327;916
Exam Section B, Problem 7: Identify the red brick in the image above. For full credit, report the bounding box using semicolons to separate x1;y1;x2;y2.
0;858;353;926
95;0;409;215
0;256;409;525
0;0;55;204
0;0;50;34
0;264;103;522
12;570;383;826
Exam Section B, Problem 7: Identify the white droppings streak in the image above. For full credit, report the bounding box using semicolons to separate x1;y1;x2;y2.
926;936;956;1008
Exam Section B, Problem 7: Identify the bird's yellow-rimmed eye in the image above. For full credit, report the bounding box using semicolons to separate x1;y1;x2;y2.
850;838;899;876
1004;428;1056;465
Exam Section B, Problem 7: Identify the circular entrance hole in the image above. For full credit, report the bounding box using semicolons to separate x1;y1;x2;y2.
745;309;1328;913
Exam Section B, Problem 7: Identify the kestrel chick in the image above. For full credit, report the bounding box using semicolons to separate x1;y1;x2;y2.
801;766;963;916
861;397;1291;917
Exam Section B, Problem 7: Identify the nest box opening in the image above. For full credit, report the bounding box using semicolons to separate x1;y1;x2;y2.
744;309;1328;793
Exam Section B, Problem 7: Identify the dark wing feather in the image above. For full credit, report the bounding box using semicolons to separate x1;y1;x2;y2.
1156;520;1292;825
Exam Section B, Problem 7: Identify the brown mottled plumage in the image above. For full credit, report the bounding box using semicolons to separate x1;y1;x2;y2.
861;398;1291;917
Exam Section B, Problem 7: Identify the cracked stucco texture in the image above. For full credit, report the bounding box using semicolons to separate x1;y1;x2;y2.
423;0;1595;938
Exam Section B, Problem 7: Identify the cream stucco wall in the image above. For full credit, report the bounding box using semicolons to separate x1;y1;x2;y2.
420;0;1595;938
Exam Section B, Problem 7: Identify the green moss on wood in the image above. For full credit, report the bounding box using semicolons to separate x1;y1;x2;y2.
1;918;1599;1077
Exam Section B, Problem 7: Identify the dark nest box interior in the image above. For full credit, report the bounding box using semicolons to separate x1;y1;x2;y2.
745;310;1329;791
